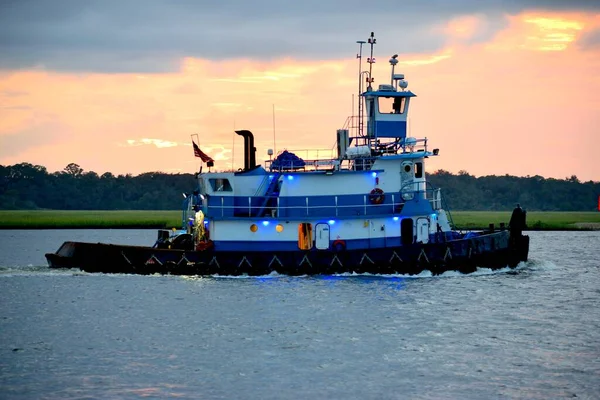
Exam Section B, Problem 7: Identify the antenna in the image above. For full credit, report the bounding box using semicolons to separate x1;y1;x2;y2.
389;54;398;86
272;104;276;156
356;40;366;138
367;32;376;91
232;120;236;171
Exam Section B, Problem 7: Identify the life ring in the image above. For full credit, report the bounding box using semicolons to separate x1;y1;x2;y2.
332;239;346;252
369;188;385;205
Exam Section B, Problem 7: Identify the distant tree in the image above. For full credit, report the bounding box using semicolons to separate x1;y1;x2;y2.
64;163;83;177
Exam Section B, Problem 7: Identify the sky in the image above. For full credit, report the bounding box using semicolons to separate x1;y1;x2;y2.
1;0;599;182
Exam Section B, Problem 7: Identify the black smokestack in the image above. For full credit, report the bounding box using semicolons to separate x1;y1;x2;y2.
235;130;256;171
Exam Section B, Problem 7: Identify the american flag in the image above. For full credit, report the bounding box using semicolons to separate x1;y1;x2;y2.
192;141;214;163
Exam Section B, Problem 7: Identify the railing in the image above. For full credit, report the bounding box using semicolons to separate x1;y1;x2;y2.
207;195;398;218
204;184;450;219
343;115;432;154
254;174;272;196
400;181;444;210
265;147;338;172
265;157;381;172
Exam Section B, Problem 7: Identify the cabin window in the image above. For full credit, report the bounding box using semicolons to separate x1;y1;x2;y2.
393;97;406;114
378;97;405;114
209;178;232;192
415;162;423;178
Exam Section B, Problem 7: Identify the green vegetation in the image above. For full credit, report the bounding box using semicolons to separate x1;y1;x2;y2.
0;210;598;230
0;210;182;229
450;211;600;230
1;162;599;212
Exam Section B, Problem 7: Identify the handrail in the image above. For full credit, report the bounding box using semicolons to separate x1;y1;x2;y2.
207;201;389;216
254;174;271;196
204;185;450;218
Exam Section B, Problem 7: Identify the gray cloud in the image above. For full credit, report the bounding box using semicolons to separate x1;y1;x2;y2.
0;0;598;73
578;27;600;50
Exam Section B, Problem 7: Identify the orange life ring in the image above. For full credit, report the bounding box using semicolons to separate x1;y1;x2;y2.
369;188;385;205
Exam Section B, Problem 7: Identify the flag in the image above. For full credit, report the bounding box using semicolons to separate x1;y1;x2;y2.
192;141;214;163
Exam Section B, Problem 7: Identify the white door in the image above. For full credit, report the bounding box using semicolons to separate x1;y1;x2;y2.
416;217;429;244
315;223;330;250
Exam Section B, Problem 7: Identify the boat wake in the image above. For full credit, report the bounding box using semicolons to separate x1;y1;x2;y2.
0;265;88;277
3;260;550;280
185;260;542;280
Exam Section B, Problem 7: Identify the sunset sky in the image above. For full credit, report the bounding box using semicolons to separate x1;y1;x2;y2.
1;1;599;181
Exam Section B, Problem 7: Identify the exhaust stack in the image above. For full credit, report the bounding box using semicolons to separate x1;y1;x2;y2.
235;130;257;171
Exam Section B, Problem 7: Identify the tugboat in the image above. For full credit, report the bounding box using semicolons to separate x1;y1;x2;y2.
46;33;529;276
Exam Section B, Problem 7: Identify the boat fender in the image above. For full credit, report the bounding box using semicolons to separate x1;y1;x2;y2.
195;240;214;252
332;239;346;252
369;188;385;205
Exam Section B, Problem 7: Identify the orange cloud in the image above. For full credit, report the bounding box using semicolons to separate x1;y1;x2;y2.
1;10;599;183
487;12;596;52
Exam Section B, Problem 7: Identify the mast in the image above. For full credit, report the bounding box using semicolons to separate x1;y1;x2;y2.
356;40;366;138
366;32;376;148
367;32;376;91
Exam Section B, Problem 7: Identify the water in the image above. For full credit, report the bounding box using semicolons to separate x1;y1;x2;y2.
0;230;599;399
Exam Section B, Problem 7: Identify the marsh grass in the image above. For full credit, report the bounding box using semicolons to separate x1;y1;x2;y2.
0;210;182;229
451;211;600;230
0;210;598;230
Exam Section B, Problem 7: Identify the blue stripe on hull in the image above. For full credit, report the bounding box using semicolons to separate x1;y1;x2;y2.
212;237;404;252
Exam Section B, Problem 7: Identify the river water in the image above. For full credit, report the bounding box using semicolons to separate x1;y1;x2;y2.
0;230;598;399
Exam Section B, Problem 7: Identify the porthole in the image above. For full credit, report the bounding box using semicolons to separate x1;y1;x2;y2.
250;224;258;232
276;224;284;232
404;165;412;173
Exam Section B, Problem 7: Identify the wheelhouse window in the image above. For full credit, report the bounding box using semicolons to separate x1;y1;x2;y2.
378;97;406;114
209;178;232;192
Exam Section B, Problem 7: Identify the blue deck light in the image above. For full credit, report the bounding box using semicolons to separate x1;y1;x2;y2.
328;220;336;225
262;221;270;226
287;175;294;181
372;172;377;178
393;216;399;221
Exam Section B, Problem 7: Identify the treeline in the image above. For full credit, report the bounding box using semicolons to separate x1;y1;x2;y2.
0;162;598;211
427;170;598;211
0;163;193;210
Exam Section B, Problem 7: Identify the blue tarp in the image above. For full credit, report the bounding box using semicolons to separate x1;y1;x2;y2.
271;150;306;170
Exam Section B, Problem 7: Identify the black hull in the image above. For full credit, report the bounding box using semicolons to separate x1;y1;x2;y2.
46;231;529;276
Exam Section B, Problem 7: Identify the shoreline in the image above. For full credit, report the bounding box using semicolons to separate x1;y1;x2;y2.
0;210;599;231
